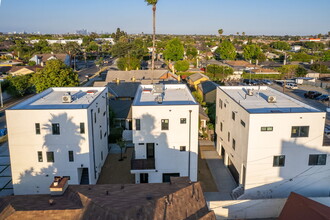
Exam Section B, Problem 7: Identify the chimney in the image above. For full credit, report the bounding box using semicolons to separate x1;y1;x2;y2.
132;76;136;82
49;176;69;196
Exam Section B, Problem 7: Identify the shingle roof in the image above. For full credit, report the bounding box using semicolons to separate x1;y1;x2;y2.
0;178;215;220
188;73;210;82
108;82;141;98
198;81;218;94
34;54;68;63
105;70;178;83
109;100;133;119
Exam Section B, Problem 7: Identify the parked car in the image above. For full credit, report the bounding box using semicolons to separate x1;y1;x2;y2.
304;91;322;99
285;83;298;89
324;125;330;135
315;94;329;102
262;79;273;85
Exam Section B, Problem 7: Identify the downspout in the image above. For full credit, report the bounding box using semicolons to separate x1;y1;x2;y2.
188;110;192;180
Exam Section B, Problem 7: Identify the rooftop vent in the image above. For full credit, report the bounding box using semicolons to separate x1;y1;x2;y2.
155;95;163;104
267;96;277;103
247;89;253;96
62;92;72;103
153;84;164;94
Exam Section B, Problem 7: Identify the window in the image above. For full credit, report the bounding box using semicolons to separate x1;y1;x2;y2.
180;146;186;151
63;176;71;180
94;112;97;123
162;173;180;183
35;123;41;135
232;139;236;150
98;108;100;113
241;120;246;127
161;119;169;130
52;123;60;135
68;151;74;162
224;103;227;108
219;99;223;109
46;152;54;162
138;143;144;145
103;111;106;116
261;126;273;132
180;118;186;124
220;122;223;132
37;151;43;162
308;154;326;165
101;151;103;160
232;112;236;121
273;155;285;167
80;123;85;134
135;119;141;130
228;132;230;142
291;126;309;137
100;130;102;139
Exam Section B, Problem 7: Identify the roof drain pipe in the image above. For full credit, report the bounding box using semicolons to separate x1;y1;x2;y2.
188;110;192;180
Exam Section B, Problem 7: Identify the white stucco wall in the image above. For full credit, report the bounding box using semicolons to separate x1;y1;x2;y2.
215;87;330;199
132;104;199;183
6;89;108;195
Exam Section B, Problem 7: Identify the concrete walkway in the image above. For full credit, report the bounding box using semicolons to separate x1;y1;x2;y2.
199;140;237;201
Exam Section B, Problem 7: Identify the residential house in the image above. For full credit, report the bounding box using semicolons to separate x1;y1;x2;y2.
216;86;330;199
6;87;109;195
0;177;215;219
291;45;302;52
8;66;43;76
197;80;219;103
0;60;23;67
97;70;178;86
187;73;210;90
265;52;280;60
30;53;70;66
224;60;258;75
131;84;199;183
248;68;280;75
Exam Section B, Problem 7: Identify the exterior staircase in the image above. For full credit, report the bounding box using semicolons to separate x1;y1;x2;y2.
231;184;244;200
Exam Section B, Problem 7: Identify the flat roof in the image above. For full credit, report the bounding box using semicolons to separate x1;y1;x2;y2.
10;87;107;110
133;84;197;106
219;86;322;113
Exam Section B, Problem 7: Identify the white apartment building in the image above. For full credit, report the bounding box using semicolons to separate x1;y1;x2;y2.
131;84;199;183
215;86;330;199
6;87;109;195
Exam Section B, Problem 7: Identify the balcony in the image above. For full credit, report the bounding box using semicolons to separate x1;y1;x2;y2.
131;151;155;170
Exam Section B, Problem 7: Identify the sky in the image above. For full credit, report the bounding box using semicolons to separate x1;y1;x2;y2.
0;0;329;35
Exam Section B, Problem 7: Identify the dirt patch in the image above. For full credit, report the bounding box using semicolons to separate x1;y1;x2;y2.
97;148;135;184
198;146;218;192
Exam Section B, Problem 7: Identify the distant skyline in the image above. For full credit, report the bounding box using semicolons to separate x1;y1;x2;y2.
0;0;329;35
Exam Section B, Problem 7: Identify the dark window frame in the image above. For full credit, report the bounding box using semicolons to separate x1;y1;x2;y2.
161;119;169;130
291;126;309;138
232;138;236;150
308;154;326;166
180;118;186;124
35;123;41;135
232;111;236;121
68;151;74;162
46;152;54;163
241;120;246;127
261;126;273;132
273;155;285;167
37;151;43;162
135;119;141;130
180;146;186;151
52;123;60;135
80;122;85;134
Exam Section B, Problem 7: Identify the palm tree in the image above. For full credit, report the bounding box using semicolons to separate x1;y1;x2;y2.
218;29;223;37
145;0;158;71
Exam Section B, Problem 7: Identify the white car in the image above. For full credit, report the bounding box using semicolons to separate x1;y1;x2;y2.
285;83;298;89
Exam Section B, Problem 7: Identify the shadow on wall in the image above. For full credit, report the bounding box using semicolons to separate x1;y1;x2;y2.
133;113;198;182
16;113;86;194
242;139;330;200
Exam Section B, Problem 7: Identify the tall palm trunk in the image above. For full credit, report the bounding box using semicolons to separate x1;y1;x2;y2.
152;4;156;71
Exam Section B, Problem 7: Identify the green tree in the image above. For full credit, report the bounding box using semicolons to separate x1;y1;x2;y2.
311;63;329;73
243;44;263;62
145;0;158;71
277;64;298;78
186;47;198;59
163;38;184;61
218;29;223;39
64;42;81;70
192;91;205;106
174;60;190;72
270;41;290;51
322;50;330;61
206;64;233;80
86;41;99;52
215;40;236;60
117;56;141;71
28;61;36;66
6;74;34;97
295;66;308;77
31;59;79;93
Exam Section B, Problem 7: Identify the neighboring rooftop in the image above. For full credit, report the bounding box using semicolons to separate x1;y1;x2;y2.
219;86;322;113
105;70;178;83
133;84;197;106
198;81;219;94
108;82;141;98
187;73;209;83
0;178;215;220
9;87;107;110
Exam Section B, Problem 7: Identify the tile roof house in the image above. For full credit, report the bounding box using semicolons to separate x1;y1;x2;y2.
30;53;70;67
248;68;280;74
0;177;215;220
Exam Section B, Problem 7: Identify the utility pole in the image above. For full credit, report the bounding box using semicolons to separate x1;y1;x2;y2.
0;82;3;108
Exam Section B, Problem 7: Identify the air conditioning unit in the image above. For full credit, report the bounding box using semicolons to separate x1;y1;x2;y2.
62;93;72;103
268;96;277;103
247;89;253;96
